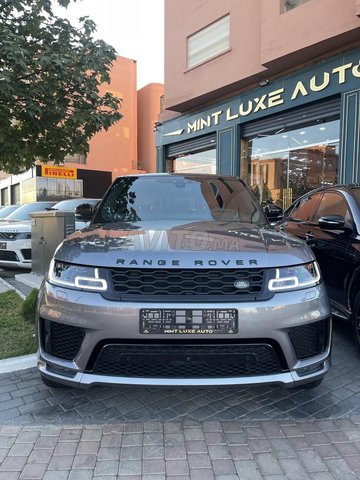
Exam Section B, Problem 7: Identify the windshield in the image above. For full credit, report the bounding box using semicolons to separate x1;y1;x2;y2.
0;205;21;219
94;175;265;224
5;202;56;221
52;198;99;211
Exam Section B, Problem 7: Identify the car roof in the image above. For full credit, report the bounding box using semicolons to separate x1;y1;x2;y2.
301;184;360;195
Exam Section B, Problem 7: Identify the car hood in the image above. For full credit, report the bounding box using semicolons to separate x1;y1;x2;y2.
0;220;31;232
54;220;314;268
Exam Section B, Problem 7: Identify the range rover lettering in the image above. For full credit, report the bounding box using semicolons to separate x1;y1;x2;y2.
36;174;332;389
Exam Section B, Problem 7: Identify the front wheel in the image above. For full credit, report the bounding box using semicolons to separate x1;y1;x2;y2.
351;292;360;350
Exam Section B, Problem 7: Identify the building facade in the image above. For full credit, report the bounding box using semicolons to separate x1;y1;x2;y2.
0;57;163;205
138;83;165;173
156;0;360;209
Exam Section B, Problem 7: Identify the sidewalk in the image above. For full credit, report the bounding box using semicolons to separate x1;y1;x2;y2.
0;271;42;299
1;418;360;479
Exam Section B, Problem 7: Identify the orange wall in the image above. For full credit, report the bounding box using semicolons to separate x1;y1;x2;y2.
163;0;360;113
261;0;360;68
66;56;138;180
137;83;164;172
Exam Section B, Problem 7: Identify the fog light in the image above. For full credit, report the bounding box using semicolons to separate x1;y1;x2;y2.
296;362;324;377
46;363;77;378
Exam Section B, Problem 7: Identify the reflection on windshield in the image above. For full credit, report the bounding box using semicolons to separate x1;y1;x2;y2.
93;175;265;225
5;202;55;221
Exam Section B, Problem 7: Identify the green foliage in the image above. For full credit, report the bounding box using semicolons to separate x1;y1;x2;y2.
261;183;273;203
0;290;37;359
21;288;39;323
0;0;122;173
251;184;260;201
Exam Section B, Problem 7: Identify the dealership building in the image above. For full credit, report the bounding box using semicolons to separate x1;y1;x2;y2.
156;0;360;209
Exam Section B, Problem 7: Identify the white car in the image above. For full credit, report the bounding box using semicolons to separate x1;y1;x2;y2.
0;202;56;269
0;204;22;221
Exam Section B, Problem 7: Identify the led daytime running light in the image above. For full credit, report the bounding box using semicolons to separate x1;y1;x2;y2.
269;269;298;291
48;259;108;291
268;262;320;292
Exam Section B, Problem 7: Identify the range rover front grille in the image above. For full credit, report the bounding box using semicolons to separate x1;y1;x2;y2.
0;232;19;240
89;342;286;378
105;268;268;302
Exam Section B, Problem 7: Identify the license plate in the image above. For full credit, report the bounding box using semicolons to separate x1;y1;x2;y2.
0;242;6;250
140;309;238;334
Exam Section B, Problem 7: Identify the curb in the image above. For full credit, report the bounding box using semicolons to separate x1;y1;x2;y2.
0;276;26;300
0;353;37;374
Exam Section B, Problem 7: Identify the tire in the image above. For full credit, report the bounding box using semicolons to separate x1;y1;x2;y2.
41;375;67;389
352;292;360;350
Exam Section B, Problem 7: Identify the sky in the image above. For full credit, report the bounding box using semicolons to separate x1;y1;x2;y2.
52;0;164;89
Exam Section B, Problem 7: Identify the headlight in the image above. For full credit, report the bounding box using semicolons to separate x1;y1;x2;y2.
48;259;107;291
268;262;320;292
16;232;31;239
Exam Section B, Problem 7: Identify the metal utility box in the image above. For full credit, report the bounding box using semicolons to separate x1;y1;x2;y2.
30;211;75;276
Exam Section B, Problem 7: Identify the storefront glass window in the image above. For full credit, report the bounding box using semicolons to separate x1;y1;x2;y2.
245;119;339;209
173;149;217;174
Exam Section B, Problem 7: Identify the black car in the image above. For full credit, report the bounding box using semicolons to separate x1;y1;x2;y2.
277;184;360;347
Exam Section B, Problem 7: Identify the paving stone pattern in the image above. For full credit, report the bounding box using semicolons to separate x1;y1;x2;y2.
1;418;360;479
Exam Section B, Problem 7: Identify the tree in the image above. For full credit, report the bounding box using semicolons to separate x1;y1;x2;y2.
0;0;122;173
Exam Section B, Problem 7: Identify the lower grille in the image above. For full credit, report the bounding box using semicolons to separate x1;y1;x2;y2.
21;249;31;260
90;343;285;378
41;319;85;360
0;251;18;261
289;319;330;360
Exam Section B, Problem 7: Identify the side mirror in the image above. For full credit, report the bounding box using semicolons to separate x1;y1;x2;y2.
263;204;283;223
318;215;345;230
75;203;96;222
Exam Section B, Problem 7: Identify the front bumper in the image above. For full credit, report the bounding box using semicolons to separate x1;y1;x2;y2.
37;281;332;388
0;238;31;269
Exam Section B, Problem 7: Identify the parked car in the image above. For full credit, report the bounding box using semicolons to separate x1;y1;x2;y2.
37;174;331;390
277;184;360;347
0;204;23;220
0;201;56;269
50;198;100;230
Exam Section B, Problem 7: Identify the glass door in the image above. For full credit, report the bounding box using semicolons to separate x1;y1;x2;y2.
244;119;340;209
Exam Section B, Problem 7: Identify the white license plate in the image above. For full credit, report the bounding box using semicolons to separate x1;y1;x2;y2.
140;309;238;334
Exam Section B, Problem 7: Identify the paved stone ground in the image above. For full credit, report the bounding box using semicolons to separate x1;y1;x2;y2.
1;418;360;480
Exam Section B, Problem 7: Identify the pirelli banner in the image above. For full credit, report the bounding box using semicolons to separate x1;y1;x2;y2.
41;166;77;179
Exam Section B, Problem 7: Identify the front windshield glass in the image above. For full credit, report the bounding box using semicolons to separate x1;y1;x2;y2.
0;205;21;219
94;175;265;224
5;202;55;221
52;199;99;211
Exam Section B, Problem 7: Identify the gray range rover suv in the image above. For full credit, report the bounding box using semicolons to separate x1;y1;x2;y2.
37;174;331;389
